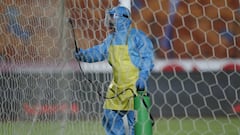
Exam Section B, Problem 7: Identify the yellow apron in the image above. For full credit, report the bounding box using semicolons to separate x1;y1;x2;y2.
103;44;139;110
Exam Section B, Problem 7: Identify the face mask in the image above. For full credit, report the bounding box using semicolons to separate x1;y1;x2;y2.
104;12;116;29
104;9;129;29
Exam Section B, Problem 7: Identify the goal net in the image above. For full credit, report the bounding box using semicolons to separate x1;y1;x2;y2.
0;0;240;135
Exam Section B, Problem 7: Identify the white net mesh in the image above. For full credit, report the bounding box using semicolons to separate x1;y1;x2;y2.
0;0;240;135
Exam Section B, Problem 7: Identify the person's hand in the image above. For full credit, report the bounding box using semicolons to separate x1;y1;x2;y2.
136;78;145;91
74;49;83;61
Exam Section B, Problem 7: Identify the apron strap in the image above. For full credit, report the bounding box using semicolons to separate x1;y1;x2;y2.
110;29;132;46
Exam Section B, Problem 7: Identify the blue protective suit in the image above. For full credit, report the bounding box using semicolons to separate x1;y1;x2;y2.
75;6;154;135
78;28;154;81
76;11;154;85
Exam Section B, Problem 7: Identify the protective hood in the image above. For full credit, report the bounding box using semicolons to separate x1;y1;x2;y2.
104;6;131;32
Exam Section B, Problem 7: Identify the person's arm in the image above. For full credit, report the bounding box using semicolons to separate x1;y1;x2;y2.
131;29;154;90
74;35;112;63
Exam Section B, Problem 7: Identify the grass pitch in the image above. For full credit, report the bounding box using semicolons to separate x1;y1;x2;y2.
0;117;239;135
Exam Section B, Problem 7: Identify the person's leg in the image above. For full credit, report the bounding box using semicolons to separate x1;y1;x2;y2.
126;110;135;135
102;109;125;135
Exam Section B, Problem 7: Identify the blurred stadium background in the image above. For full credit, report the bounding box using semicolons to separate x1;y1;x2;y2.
1;0;240;60
0;0;240;135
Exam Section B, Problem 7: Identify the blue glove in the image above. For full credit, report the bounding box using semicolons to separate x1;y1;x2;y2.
74;49;83;61
136;78;145;91
136;70;150;91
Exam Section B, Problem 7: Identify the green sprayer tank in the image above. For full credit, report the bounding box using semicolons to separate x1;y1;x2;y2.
134;90;153;135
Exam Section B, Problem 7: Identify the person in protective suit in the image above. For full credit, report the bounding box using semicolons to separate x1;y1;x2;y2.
74;6;154;135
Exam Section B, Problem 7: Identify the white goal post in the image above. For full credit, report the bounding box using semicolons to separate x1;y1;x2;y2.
0;0;240;135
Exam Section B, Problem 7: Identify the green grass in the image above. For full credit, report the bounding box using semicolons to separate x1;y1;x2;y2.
0;117;239;135
0;120;105;135
154;117;240;135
